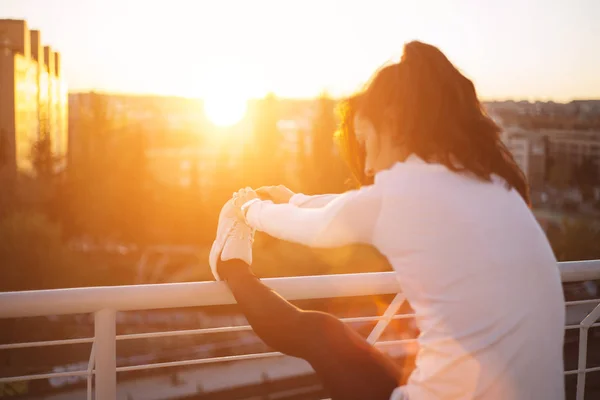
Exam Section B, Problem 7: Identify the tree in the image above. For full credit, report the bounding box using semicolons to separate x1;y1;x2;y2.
248;93;284;186
0;128;16;218
109;127;152;243
547;157;573;190
28;118;67;224
293;128;310;191
307;93;348;193
0;213;70;291
64;93;113;239
573;157;599;201
0;128;8;168
64;93;155;244
31;119;58;181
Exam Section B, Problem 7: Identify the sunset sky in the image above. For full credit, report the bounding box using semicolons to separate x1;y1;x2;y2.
3;0;600;101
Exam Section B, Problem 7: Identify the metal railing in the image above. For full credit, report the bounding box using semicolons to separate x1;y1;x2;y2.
0;260;599;400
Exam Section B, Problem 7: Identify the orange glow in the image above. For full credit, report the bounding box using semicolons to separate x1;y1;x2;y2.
5;1;600;100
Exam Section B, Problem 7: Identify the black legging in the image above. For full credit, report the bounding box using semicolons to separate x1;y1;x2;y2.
218;258;403;400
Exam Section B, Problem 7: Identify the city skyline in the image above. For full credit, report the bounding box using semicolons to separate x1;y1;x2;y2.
2;0;600;102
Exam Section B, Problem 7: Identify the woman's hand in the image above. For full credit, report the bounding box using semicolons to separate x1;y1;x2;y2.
255;185;295;204
233;187;259;208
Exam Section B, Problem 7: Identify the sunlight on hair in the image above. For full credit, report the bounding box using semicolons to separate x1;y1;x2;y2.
204;93;247;127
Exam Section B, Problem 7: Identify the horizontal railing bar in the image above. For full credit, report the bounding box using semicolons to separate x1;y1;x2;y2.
118;325;252;340
116;314;417;341
0;272;401;318
116;351;282;372
0;313;419;351
3;309;596;352
566;299;600;306
560;260;600;283
0;314;418;351
0;337;94;350
6;353;595;384
116;338;419;373
0;369;91;383
564;365;600;376
10;363;598;385
565;322;600;330
1;261;598;319
4;335;596;384
2;311;596;351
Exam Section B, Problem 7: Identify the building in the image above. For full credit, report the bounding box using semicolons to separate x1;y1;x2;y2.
277;118;312;179
0;19;67;179
501;126;600;197
501;128;547;191
542;129;600;169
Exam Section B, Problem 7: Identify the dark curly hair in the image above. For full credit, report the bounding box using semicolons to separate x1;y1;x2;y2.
336;41;530;205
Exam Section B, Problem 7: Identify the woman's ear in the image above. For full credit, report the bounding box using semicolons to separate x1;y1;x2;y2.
380;111;412;161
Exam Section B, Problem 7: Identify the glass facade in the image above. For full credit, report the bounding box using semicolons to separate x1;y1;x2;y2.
5;54;67;175
14;55;38;173
58;79;68;162
0;20;68;176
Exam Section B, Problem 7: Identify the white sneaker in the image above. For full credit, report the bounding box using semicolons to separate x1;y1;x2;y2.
209;199;254;280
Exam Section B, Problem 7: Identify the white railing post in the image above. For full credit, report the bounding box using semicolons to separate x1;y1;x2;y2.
367;294;406;344
95;309;117;400
576;326;589;400
576;303;600;400
87;342;96;400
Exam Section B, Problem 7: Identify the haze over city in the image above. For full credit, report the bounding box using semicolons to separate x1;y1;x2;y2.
3;0;600;101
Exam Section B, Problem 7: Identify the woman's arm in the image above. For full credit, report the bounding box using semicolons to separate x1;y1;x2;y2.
245;186;381;248
289;193;340;208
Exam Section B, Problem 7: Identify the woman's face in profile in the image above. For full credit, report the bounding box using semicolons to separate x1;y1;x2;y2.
354;115;399;178
354;116;378;177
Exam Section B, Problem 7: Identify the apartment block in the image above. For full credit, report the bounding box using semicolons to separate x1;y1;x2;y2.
502;127;600;193
543;130;600;168
0;19;67;179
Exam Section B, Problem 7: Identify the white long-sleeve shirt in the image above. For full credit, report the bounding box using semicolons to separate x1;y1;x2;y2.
246;156;565;400
289;193;340;208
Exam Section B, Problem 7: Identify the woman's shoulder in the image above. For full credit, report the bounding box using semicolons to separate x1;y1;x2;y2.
374;160;450;187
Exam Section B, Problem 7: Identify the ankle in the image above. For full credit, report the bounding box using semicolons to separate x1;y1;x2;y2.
217;258;253;280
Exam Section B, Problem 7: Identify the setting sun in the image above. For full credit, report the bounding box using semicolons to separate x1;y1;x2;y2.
204;95;248;127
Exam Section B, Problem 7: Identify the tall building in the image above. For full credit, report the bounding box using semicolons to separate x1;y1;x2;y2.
0;19;67;179
501;128;547;191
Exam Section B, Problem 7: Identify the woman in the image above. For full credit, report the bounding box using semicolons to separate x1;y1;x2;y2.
224;41;566;399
